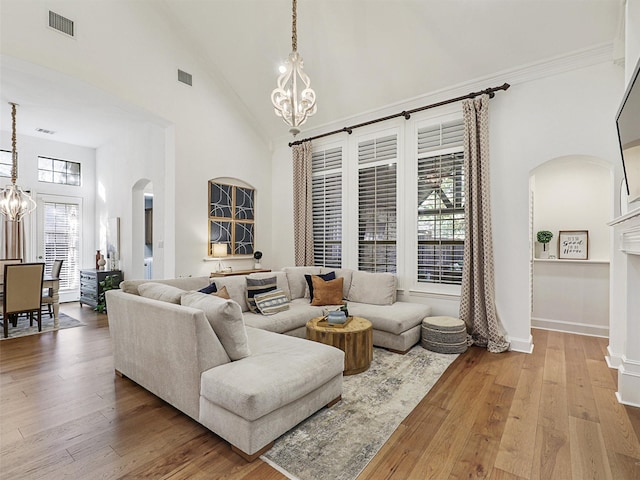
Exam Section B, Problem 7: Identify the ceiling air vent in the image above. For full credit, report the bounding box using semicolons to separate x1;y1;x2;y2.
178;69;193;86
36;128;55;135
49;11;74;37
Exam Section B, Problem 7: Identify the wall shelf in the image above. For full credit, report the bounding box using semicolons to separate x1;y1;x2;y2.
533;258;609;265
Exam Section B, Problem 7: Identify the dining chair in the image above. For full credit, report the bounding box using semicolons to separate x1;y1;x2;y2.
2;263;45;338
0;258;22;285
42;259;63;318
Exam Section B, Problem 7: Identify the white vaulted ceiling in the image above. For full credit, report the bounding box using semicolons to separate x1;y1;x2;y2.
0;0;624;146
160;0;623;140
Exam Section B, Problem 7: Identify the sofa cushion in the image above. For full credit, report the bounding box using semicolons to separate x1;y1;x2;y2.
246;276;278;313
138;282;185;304
347;270;397;305
200;327;344;421
181;291;250;361
212;276;251;311
243;298;324;334
253;288;290;315
120;276;210;295
305;271;335;302
311;276;344;306
321;268;353;299
283;266;321;299
347;301;431;335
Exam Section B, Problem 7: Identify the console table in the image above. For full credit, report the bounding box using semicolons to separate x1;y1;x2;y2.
80;269;123;308
210;269;271;277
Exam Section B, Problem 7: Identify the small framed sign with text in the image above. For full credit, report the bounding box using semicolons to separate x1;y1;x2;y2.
558;230;589;260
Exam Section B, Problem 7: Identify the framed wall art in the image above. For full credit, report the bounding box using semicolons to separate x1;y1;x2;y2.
208;181;255;256
558;230;588;260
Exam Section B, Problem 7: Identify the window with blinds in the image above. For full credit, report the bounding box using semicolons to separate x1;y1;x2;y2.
43;201;80;290
312;146;342;267
358;134;397;273
417;120;465;284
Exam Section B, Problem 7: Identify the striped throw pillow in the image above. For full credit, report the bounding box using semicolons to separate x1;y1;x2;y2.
246;276;277;313
253;289;291;315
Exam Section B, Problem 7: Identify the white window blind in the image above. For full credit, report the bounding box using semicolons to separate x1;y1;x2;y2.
44;202;80;290
358;134;397;273
417;120;465;284
312;147;342;267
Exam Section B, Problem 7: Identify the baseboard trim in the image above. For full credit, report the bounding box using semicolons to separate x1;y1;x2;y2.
509;334;533;354
616;358;640;407
531;317;609;338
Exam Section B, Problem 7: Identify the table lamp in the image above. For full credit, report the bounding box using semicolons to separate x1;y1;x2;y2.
211;243;228;272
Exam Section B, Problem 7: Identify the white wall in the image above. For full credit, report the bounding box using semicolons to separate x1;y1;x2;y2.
0;0;273;279
0;131;96;271
271;59;624;352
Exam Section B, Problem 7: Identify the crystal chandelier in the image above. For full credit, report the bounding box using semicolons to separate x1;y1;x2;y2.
0;103;37;222
271;0;317;136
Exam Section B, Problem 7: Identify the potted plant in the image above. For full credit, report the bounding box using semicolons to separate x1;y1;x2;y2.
95;274;120;313
253;251;263;269
536;230;553;259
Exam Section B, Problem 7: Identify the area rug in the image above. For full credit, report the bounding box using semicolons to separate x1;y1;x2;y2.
262;345;458;480
0;312;85;340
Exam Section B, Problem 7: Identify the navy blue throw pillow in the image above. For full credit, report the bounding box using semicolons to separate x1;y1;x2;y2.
304;271;336;302
198;282;218;294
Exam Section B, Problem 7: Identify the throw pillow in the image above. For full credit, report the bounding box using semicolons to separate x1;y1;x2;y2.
198;282;217;294
214;285;231;299
246;276;277;313
253;288;291;315
180;291;250;361
311;276;344;306
348;270;397;305
138;282;185;304
304;271;336;303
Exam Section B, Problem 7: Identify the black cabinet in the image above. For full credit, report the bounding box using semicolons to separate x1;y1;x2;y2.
80;269;123;308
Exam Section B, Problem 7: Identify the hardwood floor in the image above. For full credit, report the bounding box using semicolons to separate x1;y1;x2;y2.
1;303;639;479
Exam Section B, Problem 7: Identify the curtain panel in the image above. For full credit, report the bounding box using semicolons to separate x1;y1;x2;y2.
459;94;510;353
292;142;314;266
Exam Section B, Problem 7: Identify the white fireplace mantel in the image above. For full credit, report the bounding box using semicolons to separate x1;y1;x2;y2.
608;205;640;407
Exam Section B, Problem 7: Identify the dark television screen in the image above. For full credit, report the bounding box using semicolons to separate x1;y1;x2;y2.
617;56;640;203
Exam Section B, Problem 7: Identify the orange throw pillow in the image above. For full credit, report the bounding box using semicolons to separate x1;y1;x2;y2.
311;276;344;306
214;285;231;299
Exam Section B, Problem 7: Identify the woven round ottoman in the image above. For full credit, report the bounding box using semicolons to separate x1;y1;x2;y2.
421;316;468;354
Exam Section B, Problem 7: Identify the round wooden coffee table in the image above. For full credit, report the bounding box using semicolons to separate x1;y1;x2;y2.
306;316;373;375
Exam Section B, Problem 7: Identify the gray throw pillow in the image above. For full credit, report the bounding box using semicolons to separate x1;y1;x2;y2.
138;282;185;304
245;276;277;313
181;291;250;361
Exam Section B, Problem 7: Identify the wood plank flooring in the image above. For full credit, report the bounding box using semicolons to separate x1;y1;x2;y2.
1;303;639;479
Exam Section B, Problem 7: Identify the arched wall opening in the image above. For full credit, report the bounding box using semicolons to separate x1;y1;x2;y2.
529;155;613;337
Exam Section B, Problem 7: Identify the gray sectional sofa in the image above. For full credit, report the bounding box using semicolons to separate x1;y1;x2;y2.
106;266;433;461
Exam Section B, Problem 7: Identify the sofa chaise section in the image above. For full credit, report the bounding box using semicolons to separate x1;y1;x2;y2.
106;288;344;461
199;327;343;460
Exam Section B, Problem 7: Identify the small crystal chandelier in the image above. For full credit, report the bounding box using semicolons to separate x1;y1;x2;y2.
0;103;37;222
271;0;317;136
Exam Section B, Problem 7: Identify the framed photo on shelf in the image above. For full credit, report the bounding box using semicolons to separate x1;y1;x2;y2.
558;230;588;260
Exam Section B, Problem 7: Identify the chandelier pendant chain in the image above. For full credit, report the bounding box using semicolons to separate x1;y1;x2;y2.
271;0;317;136
291;0;297;52
10;102;18;184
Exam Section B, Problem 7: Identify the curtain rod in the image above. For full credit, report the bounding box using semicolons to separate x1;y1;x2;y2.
288;82;510;147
